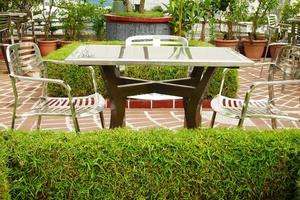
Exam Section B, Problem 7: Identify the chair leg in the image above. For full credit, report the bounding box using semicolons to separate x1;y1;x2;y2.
99;111;105;128
237;117;245;128
271;118;277;129
210;111;217;128
11;111;16;130
72;116;80;133
281;71;287;92
37;115;42;130
261;40;270;77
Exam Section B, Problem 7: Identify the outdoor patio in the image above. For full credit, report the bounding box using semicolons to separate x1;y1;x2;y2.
1;62;299;131
1;0;300;199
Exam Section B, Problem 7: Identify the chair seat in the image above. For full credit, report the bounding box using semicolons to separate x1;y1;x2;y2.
210;94;298;120
25;93;105;117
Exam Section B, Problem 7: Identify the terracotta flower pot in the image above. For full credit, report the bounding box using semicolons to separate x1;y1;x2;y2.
270;44;286;61
37;39;58;56
215;39;239;50
243;39;267;61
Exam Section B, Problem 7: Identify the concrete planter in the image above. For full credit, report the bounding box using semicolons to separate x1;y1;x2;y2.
105;14;172;41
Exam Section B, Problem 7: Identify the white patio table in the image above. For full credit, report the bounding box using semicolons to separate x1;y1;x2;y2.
65;45;254;129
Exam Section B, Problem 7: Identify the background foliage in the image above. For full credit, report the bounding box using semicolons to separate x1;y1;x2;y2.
1;128;299;199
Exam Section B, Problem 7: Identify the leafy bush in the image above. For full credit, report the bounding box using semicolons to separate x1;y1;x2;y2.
45;41;238;98
0;132;9;200
1;128;300;199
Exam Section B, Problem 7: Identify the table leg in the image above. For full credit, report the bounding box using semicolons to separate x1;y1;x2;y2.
109;98;126;128
101;66;126;128
183;67;216;128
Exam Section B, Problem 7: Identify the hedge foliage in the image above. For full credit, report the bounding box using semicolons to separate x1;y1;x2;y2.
45;41;238;98
1;128;300;199
0;132;9;200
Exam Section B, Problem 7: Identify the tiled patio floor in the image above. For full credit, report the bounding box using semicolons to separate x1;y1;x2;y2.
0;62;299;131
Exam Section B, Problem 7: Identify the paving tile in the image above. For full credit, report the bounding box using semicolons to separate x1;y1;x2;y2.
0;64;299;132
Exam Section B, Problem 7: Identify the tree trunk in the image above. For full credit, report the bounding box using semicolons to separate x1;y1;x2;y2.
227;21;233;40
125;0;132;12
200;21;206;41
139;0;145;13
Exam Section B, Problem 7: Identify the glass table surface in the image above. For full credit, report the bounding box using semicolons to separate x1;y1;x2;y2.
65;45;254;67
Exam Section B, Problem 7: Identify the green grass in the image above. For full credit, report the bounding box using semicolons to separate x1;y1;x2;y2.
1;128;299;199
113;11;164;18
0;132;9;200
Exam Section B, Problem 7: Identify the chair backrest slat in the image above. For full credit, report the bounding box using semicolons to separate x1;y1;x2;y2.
125;35;189;47
6;43;44;76
0;14;10;32
267;14;278;28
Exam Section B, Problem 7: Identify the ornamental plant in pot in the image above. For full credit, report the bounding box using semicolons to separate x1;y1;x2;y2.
164;0;200;37
215;0;249;50
37;0;59;56
197;0;220;41
58;1;99;46
243;0;279;61
268;0;300;60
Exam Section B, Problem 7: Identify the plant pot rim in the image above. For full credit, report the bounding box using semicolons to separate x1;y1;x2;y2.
104;14;172;23
59;39;73;42
215;38;239;42
242;38;267;43
37;38;59;43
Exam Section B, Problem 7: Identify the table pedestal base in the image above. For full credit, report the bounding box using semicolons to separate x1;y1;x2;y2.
101;66;216;129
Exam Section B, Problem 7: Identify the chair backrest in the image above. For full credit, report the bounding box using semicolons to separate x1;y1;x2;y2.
6;42;44;76
125;35;189;47
275;45;300;75
267;14;278;28
0;13;10;33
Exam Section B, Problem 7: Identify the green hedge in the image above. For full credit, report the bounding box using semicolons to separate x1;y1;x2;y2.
0;132;9;200
1;129;300;199
45;41;238;98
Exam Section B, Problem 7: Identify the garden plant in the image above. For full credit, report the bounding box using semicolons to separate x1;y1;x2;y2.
0;128;299;199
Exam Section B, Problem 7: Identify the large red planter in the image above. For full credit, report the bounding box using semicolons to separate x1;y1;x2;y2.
105;14;172;41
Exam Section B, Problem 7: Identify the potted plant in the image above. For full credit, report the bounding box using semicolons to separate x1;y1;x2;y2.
58;1;101;46
215;0;249;49
37;0;59;56
243;0;279;61
92;2;109;41
164;0;200;37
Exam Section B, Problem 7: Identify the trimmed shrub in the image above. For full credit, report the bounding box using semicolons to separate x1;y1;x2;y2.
45;41;238;98
0;132;9;200
2;128;300;199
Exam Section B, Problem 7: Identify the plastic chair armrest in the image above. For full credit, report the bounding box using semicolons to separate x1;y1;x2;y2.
11;74;71;91
87;66;98;93
43;59;66;65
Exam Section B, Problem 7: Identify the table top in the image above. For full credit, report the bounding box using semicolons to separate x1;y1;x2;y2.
65;45;254;67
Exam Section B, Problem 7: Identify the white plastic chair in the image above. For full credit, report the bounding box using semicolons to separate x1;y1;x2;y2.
211;45;300;129
123;35;188;102
6;42;106;132
261;14;290;76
